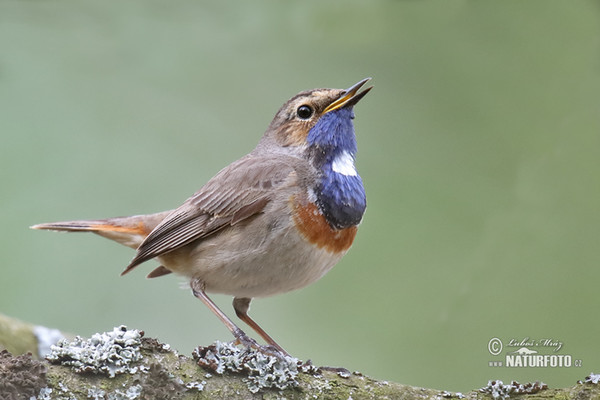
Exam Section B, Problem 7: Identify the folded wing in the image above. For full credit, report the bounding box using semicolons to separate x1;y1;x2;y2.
122;155;300;275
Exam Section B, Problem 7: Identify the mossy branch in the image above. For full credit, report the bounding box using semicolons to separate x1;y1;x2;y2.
1;313;598;400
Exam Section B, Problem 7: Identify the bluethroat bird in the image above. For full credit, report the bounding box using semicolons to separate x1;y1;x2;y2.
32;78;372;356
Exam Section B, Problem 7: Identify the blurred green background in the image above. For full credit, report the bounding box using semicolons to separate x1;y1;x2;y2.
1;0;599;393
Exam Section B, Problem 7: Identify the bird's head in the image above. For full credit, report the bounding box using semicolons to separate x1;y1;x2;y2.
258;78;372;156
257;78;372;229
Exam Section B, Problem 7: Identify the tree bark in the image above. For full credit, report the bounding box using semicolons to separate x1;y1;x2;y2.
0;314;598;400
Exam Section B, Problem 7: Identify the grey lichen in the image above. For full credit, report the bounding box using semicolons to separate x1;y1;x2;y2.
440;390;465;398
42;328;203;399
35;387;52;400
117;384;143;399
46;325;144;378
193;341;303;393
86;385;143;400
185;380;206;391
479;379;547;399
87;387;106;400
578;372;600;384
33;325;65;358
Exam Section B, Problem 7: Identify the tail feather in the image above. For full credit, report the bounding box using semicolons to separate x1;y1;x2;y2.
32;211;172;250
31;220;131;233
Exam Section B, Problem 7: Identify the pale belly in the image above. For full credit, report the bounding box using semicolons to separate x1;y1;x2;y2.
156;214;348;298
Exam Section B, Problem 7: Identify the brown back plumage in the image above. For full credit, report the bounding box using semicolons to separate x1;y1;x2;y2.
121;154;314;275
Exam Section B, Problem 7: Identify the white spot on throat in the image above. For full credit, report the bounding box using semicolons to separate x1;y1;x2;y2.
331;151;357;176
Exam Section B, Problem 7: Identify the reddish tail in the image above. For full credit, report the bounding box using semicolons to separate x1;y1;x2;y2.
31;212;170;250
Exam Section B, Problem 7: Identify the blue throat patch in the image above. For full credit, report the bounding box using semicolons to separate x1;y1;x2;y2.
307;108;367;229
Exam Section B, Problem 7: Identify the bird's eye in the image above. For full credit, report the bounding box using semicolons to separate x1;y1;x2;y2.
296;105;313;120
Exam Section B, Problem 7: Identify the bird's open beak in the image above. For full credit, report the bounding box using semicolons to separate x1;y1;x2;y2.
323;77;373;114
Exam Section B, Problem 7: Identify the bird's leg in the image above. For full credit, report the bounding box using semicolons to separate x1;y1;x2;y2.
233;297;290;357
190;279;260;350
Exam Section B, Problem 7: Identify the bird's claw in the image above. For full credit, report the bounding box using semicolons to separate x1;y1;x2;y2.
233;331;260;349
233;332;290;360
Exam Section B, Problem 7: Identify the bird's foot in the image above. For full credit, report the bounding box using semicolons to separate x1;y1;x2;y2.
232;329;291;360
232;329;260;349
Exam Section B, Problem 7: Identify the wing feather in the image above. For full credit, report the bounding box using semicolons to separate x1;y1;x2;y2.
122;155;302;274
